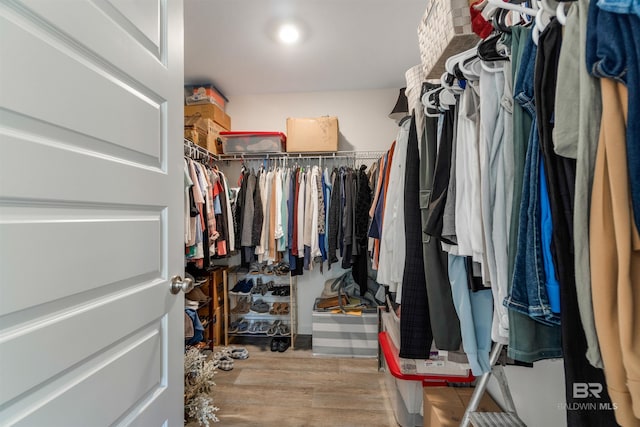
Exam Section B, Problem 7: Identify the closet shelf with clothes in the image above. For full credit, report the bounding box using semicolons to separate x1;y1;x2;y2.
184;142;236;270
231;150;382;297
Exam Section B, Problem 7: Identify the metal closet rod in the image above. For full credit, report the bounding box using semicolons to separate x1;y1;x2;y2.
217;150;386;161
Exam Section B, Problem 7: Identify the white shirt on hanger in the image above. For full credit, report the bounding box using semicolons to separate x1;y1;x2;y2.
377;118;411;300
274;168;284;240
455;83;485;266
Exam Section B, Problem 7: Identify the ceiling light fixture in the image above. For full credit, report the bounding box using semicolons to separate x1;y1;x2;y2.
278;23;300;45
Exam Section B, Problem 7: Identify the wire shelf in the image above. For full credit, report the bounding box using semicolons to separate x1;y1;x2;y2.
184;139;385;163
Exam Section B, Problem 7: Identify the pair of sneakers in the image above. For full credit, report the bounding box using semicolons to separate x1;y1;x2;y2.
230;297;250;314
251;278;270;295
273;262;290;276
270;337;291;352
272;286;290;296
230;278;254;294
250;299;270;313
269;302;290;315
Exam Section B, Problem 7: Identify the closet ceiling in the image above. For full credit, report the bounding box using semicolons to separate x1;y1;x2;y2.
184;0;427;97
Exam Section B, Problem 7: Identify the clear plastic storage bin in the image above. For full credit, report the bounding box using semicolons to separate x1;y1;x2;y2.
219;131;286;153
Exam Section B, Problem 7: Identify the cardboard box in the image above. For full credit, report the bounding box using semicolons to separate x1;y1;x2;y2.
423;387;502;427
286;116;338;152
383;362;424;427
185;103;231;130
206;121;226;154
184;128;201;145
184;114;225;154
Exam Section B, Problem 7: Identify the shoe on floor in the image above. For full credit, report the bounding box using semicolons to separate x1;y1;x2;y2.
225;346;249;360
277;337;290;352
217;355;234;371
270;337;281;352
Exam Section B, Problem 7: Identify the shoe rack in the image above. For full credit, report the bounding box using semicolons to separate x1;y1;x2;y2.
209;265;227;347
224;265;298;349
184;265;227;351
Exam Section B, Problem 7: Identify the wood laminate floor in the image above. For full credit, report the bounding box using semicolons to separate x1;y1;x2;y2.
197;335;399;427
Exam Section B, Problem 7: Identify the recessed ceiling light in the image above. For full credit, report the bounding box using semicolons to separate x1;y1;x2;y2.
278;23;300;44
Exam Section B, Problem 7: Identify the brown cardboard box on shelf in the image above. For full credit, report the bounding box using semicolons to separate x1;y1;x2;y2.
184;114;224;154
185;103;231;131
286;116;338;152
184;128;201;145
423;387;502;427
206;121;226;154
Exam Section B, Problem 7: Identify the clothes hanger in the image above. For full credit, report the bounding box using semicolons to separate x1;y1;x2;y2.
432;80;452;111
460;55;483;79
445;46;478;75
492;8;512;33
556;1;570;25
532;7;551;45
440;71;464;95
440;90;457;108
477;33;509;62
487;0;537;16
539;0;557;15
422;87;443;117
532;0;554;44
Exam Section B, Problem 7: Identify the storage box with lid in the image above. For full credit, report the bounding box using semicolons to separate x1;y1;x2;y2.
184;84;228;110
286;116;338;152
311;301;378;357
381;308;471;377
185;103;231;131
218;131;286;154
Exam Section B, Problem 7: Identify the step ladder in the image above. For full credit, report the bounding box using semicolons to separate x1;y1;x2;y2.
460;343;527;427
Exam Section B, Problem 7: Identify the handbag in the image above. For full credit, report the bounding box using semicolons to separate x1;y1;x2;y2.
320;270;358;299
318;272;367;313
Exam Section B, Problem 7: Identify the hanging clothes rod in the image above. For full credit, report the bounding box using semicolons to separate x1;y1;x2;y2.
216;150;386;161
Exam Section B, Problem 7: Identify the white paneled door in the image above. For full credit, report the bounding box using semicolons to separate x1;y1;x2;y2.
0;0;184;426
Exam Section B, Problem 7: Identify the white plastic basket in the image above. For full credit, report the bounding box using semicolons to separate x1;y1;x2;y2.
418;0;480;79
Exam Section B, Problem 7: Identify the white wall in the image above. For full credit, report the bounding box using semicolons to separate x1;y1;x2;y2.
226;88;401;152
221;88;401;336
